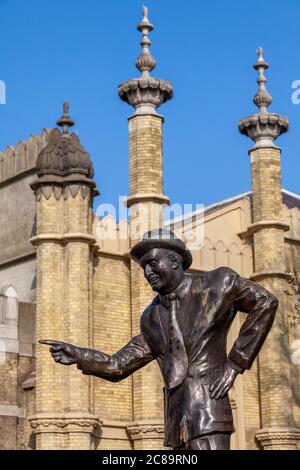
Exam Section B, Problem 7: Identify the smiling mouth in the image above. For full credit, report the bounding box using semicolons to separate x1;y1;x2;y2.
148;276;159;285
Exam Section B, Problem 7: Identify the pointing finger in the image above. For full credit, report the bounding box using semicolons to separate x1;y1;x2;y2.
39;339;66;347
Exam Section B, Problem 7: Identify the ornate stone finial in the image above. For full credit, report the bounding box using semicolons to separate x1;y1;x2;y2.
238;48;288;148
118;8;173;115
142;5;149;21
253;47;272;113
135;6;156;77
31;103;99;200
57;101;75;135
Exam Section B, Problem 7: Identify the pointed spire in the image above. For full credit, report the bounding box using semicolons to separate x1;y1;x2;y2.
253;47;272;113
238;47;288;148
57;101;75;135
135;6;156;77
118;7;173;115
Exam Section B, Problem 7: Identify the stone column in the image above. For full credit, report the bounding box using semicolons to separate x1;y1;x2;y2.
118;8;173;450
29;103;100;449
239;48;300;449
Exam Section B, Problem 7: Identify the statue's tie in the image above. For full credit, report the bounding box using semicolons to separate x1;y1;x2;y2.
163;292;188;390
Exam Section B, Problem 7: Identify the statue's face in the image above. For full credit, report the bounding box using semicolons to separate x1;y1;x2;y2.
140;248;179;293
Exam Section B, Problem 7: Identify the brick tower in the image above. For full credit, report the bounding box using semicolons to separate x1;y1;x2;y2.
29;103;100;449
118;7;173;449
239;48;300;449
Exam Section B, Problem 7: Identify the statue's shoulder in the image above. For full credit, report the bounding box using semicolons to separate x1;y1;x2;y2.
140;296;159;325
192;266;238;288
211;266;238;279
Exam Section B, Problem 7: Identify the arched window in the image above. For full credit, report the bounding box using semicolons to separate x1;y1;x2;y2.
0;285;18;326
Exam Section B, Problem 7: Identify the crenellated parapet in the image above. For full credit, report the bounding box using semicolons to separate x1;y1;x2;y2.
0;129;50;184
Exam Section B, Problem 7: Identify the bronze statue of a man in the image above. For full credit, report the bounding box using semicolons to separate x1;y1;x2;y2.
41;229;278;450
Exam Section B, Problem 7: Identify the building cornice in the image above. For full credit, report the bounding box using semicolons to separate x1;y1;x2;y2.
125;193;170;208
30;233;97;247
238;219;290;239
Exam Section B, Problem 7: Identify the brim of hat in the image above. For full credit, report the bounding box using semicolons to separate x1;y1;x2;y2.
130;239;193;271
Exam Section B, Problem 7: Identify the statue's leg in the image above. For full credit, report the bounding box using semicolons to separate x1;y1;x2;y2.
182;437;210;450
206;433;231;450
182;433;231;450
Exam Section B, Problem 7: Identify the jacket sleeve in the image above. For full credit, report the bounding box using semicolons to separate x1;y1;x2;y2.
76;334;155;382
228;272;278;372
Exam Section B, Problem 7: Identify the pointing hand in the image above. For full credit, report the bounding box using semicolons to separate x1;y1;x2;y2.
39;339;82;366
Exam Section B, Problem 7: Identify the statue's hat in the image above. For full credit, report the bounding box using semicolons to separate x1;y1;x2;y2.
130;228;193;271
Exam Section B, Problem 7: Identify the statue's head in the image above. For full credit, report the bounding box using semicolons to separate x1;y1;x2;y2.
130;229;193;295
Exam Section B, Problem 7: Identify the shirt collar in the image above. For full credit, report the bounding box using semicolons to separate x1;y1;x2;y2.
159;274;191;307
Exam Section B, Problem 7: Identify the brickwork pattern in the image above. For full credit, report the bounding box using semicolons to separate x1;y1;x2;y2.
128;114;166;450
92;255;133;448
129;116;163;195
250;148;283;222
285;242;300;430
241;359;260;450
33;187;98;449
0;353;18;449
249;146;298;449
17;356;35;449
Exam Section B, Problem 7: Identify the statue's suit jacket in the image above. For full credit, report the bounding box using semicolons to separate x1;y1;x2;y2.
77;267;278;448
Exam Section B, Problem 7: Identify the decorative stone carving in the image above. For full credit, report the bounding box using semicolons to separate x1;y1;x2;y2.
284;269;300;327
118;77;173;115
239;113;288;148
29;413;100;436
118;7;173;115
253;47;272;113
135;6;156;76
238;47;288;148
36;127;94;179
31;103;99;199
255;427;300;449
34;182;93;201
126;420;164;441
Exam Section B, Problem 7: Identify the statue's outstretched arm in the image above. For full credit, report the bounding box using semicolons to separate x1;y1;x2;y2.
40;335;154;382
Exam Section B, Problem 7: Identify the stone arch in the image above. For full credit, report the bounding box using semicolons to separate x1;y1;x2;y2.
229;242;242;273
241;244;253;278
215;240;228;267
0;285;18;326
201;237;215;270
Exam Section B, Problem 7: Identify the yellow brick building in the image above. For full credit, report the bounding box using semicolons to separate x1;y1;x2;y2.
0;10;300;450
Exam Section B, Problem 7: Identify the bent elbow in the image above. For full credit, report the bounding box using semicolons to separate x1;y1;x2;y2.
108;373;126;383
270;294;279;311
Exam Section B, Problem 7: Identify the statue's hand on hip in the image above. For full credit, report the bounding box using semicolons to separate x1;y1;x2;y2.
39;339;82;366
209;360;238;400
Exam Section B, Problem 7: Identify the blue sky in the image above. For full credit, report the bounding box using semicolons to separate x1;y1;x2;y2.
0;0;299;215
